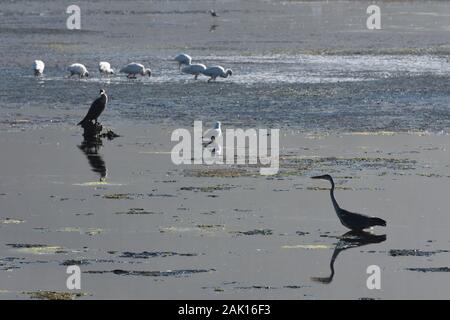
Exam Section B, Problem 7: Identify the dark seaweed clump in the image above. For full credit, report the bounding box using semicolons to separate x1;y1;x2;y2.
389;249;449;257
118;251;197;259
406;267;450;273
235;229;273;236
84;268;215;277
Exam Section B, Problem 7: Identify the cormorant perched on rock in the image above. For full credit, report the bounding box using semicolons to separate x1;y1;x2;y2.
78;89;108;127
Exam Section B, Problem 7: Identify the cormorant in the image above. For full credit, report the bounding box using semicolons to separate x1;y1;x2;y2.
78;89;108;127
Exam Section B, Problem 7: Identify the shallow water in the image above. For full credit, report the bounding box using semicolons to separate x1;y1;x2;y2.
1;0;450;300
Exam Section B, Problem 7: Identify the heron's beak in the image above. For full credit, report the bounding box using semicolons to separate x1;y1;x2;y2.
311;175;326;180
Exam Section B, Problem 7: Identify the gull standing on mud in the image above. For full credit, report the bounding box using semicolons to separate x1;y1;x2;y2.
203;121;222;147
311;175;386;231
202;66;232;82
174;53;192;69
181;64;207;80
98;61;114;75
68;63;89;78
33;60;45;76
78;89;108;127
120;63;151;78
209;136;222;156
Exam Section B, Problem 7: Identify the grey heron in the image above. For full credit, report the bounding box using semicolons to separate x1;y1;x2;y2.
311;174;386;231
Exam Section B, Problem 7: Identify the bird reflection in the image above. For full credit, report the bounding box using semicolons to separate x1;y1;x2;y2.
209;24;219;32
311;231;386;284
78;136;107;182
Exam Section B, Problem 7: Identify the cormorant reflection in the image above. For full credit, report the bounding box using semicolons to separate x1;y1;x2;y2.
78;135;107;181
311;231;386;284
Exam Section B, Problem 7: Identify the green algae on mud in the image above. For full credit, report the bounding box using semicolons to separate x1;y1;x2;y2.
231;229;274;236
23;290;88;300
180;184;238;192
6;244;67;255
278;156;419;176
102;193;135;200
0;218;25;224
55;227;103;236
115;208;163;215
183;168;254;178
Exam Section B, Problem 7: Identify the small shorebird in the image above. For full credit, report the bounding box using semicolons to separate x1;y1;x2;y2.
209;9;218;17
311;174;386;231
78;89;108;127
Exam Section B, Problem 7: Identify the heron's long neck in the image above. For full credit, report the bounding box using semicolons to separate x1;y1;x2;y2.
329;180;340;212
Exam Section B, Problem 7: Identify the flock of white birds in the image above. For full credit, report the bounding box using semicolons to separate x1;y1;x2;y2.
32;53;233;82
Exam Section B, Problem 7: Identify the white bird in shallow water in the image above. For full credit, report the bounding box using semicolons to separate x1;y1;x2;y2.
33;60;45;76
203;121;222;147
174;53;192;68
202;66;232;82
98;61;114;75
120;63;151;78
181;64;207;80
68;63;89;78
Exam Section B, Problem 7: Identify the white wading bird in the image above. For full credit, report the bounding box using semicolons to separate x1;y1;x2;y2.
98;61;114;75
181;64;207;80
202;121;222;147
33;60;45;76
174;53;192;69
120;63;151;78
202;66;232;82
68;63;89;78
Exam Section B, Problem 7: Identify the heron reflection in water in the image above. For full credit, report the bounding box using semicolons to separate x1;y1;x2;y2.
311;231;386;284
78;136;107;182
